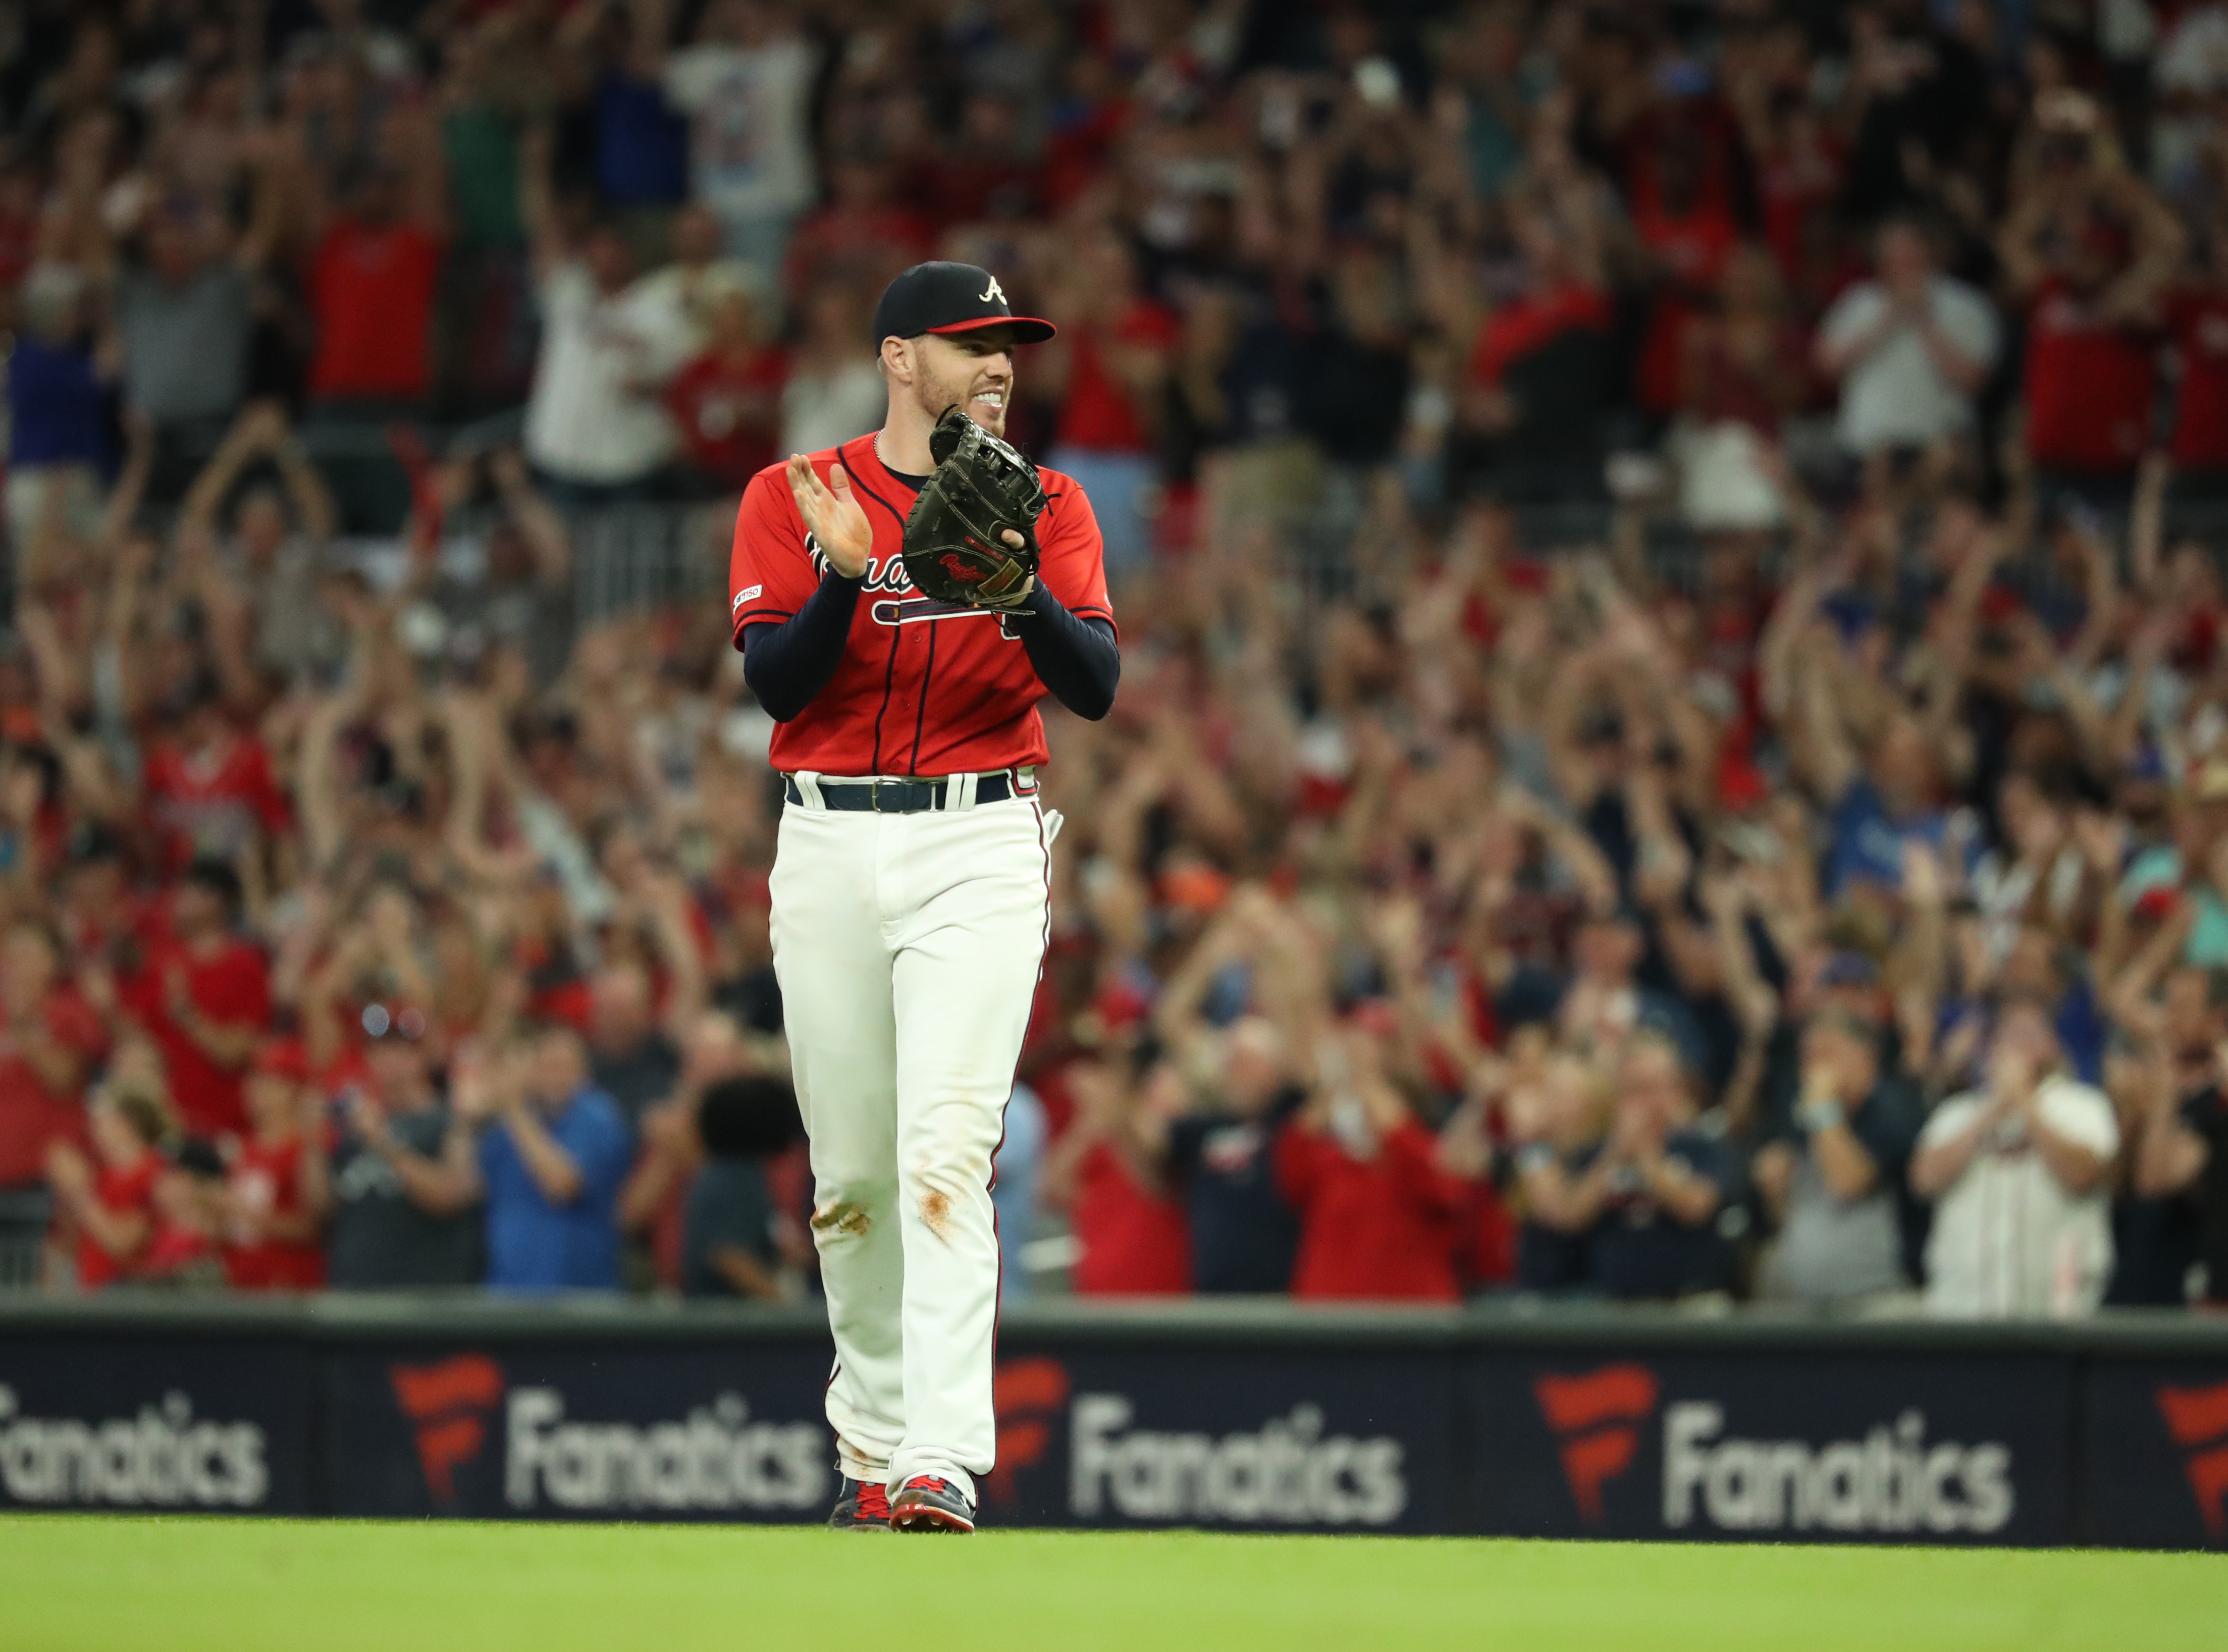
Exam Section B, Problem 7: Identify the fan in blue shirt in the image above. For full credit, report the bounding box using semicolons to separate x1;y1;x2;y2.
464;1023;633;1293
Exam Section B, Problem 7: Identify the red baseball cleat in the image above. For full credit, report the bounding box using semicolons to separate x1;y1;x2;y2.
889;1475;976;1533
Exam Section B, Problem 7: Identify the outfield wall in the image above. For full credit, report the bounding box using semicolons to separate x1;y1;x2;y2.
3;1297;2225;1550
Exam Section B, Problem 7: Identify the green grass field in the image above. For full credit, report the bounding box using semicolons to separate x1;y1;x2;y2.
2;1516;2222;1651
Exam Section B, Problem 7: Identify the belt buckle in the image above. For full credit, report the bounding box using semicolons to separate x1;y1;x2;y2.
870;777;887;813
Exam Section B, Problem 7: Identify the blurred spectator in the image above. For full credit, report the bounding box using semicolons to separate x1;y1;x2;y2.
1275;1021;1463;1304
146;1134;229;1286
1444;2;1536;201
930;94;1040;230
1752;1012;1922;1304
1998;93;2186;501
779;149;932;307
46;1068;171;1289
1460;189;1615;502
668;286;786;491
778;282;884;456
138;682;293;879
175;401;344;685
306;164;447;412
2105;1031;2202;1307
660;0;819;282
1045;1055;1191;1297
326;1014;481;1290
993;1081;1048;1301
401;444;575;687
633;204;758;359
220;1040;329;1292
1840;0;1991;224
1163;1018;1302;1294
1913;998;2119;1317
588;962;681;1130
574;0;691;247
5;267;113;554
1627;106;1745;423
1584;1033;1738;1301
1814;218;1997;470
1556;907;1706;1080
0;920;105;1192
466;1024;631;1293
111;860;271;1141
1673;245;1807;532
681;1072;799;1299
2131;1033;2228;1310
2165;218;2228;481
117;198;276;479
518;127;691;501
431;16;534;414
1509;1050;1612;1294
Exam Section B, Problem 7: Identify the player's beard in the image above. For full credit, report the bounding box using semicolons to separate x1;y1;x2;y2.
916;359;1008;438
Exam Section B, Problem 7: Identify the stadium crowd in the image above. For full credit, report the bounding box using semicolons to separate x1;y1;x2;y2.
1;0;2227;1317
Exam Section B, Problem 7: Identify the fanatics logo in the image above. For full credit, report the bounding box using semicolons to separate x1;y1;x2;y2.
1533;1363;1660;1522
389;1354;506;1507
983;1356;1070;1507
2155;1380;2228;1540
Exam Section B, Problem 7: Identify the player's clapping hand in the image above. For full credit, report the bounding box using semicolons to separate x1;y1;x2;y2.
785;454;872;578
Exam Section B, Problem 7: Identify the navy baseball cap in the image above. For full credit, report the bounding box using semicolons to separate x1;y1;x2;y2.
871;261;1055;347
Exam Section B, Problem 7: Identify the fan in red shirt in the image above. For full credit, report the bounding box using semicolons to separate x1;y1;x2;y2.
114;861;272;1140
1274;1021;1464;1303
1038;234;1176;571
1998;96;2185;481
782;155;934;306
0;921;105;1189
2020;274;2160;476
1464;207;1615;491
221;1039;330;1290
1627;113;1744;416
1044;1058;1191;1295
929;94;1042;231
141;679;293;877
305;166;445;406
46;1074;172;1289
2166;228;2228;474
1753;90;1844;293
1044;241;1177;457
668;288;788;491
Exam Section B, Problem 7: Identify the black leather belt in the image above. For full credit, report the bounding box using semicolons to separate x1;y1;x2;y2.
783;771;1022;814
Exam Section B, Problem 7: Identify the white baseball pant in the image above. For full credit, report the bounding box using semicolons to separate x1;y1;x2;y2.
769;774;1052;1504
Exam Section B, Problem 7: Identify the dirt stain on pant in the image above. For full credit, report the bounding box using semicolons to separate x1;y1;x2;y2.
919;1189;953;1242
812;1201;873;1239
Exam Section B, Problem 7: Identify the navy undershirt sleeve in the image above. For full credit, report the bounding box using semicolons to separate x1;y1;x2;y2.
739;570;862;722
1012;582;1120;721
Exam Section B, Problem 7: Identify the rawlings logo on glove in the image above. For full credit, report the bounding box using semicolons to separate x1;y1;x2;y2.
900;407;1044;611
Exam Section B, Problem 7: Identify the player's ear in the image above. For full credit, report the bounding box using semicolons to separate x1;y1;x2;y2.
879;336;911;385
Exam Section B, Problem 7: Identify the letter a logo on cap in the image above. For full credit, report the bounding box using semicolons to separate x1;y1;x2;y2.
980;276;1006;304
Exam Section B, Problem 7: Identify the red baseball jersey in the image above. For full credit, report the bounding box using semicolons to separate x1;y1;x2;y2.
728;432;1112;776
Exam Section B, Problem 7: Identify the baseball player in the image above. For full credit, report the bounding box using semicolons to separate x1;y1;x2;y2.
728;262;1118;1532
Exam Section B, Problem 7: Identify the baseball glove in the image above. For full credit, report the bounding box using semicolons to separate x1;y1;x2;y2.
900;406;1045;610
